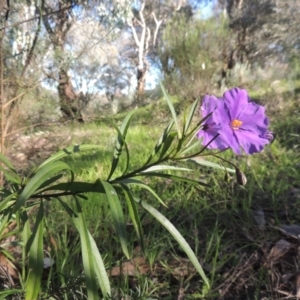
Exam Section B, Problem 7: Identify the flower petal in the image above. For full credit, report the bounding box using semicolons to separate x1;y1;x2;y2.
197;87;271;155
221;125;242;154
198;124;241;153
223;88;250;120
197;128;228;151
202;95;230;127
201;95;219;117
235;129;270;154
239;102;269;132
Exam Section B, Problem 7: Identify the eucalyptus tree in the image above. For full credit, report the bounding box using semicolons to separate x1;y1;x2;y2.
0;0;126;123
0;0;87;127
41;0;121;121
41;0;136;120
0;0;46;152
159;5;231;99
162;0;300;94
119;0;192;99
217;0;300;77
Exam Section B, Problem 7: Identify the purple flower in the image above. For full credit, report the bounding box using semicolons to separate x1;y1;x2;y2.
197;88;272;154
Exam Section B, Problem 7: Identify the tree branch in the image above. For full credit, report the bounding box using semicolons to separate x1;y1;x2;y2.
20;8;42;78
145;27;151;54
152;12;163;47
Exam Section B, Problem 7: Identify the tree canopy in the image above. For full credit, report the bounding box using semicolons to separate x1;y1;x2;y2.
0;0;299;123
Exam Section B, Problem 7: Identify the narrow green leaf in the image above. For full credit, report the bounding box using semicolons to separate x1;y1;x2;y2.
0;215;11;239
124;179;167;207
117;178;144;185
73;200;98;300
21;210;30;281
0;152;21;184
184;97;201;134
56;197;77;217
73;212;111;297
37;174;63;191
141;200;210;289
14;161;72;212
0;165;21;184
0;152;16;170
159;131;177;159
41;181;112;194
25;201;44;300
184;111;214;141
121;185;144;252
0;188;14;197
160;82;181;139
181;110;187;141
107;124;130;180
114;111;135;176
88;231;111;297
107;111;135;180
36;144;103;170
102;181;130;259
120;110;136;136
0;193;17;213
186;157;236;173
136;172;209;187
0;290;22;298
76;193;88;200
178;140;201;156
141;165;192;173
145;120;174;165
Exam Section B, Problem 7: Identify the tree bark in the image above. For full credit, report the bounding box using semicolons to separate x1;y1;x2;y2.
58;69;79;120
42;0;83;121
136;58;149;99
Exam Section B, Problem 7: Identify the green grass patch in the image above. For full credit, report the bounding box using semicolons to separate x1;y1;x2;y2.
3;90;300;299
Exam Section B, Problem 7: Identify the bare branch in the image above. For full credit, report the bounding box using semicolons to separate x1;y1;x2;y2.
0;3;77;31
129;22;140;47
139;1;146;15
138;24;146;68
152;12;163;47
145;26;151;54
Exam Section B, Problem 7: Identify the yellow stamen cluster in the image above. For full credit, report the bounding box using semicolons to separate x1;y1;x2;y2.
231;119;243;130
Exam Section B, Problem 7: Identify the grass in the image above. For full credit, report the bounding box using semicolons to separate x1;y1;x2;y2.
2;88;300;299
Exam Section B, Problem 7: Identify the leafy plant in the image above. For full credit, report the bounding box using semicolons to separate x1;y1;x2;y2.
0;86;240;299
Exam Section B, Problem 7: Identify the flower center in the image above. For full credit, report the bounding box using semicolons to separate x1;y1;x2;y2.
230;119;243;130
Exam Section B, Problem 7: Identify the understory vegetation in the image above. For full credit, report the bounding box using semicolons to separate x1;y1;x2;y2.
1;1;300;299
1;86;300;299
